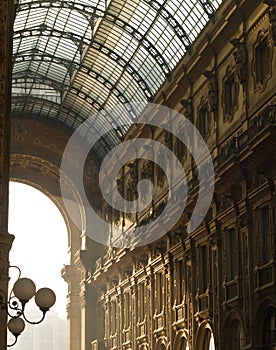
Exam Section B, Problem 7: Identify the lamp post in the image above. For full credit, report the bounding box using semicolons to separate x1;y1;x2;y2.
0;272;56;347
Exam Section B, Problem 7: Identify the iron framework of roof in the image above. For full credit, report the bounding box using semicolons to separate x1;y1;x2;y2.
12;0;223;162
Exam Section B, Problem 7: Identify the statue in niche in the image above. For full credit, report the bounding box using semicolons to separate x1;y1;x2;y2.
180;98;193;121
230;38;248;84
203;70;218;112
251;171;268;188
128;162;138;192
164;130;173;149
116;178;124;197
219;194;234;212
156;150;166;188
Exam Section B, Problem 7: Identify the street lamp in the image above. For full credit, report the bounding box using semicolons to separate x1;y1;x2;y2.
0;270;56;347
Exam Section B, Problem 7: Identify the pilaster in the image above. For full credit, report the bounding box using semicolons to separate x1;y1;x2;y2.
0;0;14;349
62;264;82;350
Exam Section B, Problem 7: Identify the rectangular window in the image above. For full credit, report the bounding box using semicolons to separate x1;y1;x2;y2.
175;260;184;305
155;273;163;314
199;246;208;293
199;107;209;138
138;282;145;321
226;228;237;281
111;300;117;334
260;206;271;265
124;292;130;328
225;76;237;112
256;37;270;82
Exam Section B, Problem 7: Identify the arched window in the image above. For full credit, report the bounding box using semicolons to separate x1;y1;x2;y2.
223;318;243;350
179;337;189;350
202;329;215;350
262;307;276;349
230;319;242;350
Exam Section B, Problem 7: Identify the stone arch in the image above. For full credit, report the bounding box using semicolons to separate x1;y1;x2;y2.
253;298;276;348
195;320;216;350
154;337;168;350
10;117;91;259
10;116;102;350
173;329;189;350
221;310;245;350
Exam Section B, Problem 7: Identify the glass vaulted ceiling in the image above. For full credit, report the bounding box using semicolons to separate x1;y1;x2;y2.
12;0;223;162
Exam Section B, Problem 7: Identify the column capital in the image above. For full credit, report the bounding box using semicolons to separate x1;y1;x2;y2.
0;232;14;279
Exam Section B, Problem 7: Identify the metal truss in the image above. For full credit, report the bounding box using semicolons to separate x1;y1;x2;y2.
13;25;89;55
14;18;171;78
13;48;153;101
90;41;154;100
13;71;68;91
13;0;223;161
13;52;148;107
101;12;171;77
70;86;134;133
12;96;84;127
16;0;105;22
142;0;192;51
11;96;122;158
199;0;216;20
17;0;192;51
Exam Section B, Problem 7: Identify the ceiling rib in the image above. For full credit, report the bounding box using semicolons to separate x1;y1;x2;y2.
13;50;154;101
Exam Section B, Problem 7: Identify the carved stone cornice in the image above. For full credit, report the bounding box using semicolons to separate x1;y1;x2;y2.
263;0;276;45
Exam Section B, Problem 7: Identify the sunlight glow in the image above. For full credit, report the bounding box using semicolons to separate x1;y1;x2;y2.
8;181;69;319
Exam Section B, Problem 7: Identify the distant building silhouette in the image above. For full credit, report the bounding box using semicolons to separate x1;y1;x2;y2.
8;309;67;350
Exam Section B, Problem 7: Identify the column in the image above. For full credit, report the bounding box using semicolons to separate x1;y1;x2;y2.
62;264;82;350
0;0;15;349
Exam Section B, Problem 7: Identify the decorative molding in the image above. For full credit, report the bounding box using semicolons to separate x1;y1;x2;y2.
263;0;276;45
221;65;240;123
197;96;211;139
251;28;274;92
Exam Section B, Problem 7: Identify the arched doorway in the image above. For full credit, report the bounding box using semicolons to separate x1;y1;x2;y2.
195;322;216;350
10;117;100;350
202;328;215;350
221;313;244;350
155;337;168;350
228;319;243;350
174;330;189;350
262;307;276;349
8;181;69;317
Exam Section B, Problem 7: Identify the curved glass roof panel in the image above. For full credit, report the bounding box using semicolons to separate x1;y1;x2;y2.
12;0;224;161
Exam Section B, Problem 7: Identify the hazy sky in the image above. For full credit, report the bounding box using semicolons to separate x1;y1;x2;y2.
8;181;69;319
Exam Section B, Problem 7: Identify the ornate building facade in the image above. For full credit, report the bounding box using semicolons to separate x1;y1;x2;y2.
0;0;275;350
76;1;276;350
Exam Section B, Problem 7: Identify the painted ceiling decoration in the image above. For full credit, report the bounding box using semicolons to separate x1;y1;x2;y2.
12;0;223;162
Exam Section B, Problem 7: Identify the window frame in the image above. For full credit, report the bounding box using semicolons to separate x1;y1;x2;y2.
222;66;239;122
252;30;273;92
